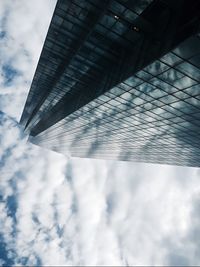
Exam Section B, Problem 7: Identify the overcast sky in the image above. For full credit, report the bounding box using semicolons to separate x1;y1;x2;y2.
0;0;200;266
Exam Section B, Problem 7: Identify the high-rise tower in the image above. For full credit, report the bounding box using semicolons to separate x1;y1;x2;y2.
21;0;200;167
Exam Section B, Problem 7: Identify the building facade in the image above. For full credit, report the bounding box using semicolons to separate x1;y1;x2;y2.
20;0;200;166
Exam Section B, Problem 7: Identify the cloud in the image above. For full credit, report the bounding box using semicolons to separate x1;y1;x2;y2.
0;0;56;120
1;112;200;266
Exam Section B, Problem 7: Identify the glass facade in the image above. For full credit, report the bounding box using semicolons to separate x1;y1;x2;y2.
21;0;200;167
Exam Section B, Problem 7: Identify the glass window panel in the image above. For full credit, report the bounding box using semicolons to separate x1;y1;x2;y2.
142;102;156;110
144;60;169;75
160;112;175;119
100;14;116;28
173;91;190;100
149;77;178;94
124;9;137;22
124;76;142;87
98;94;110;102
109;99;121;106
189;54;200;68
179;102;199;113
175;62;200;81
120;92;133;100
159;95;178;104
160;52;182;66
119;81;132;90
158;69;184;84
117;103;129;110
177;121;190;128
109;86;125;95
173;76;197;89
95;22;110;34
169;116;185;123
190;119;200;126
118;97;129;104
139;93;154;102
183;84;200;96
133;0;153;14
135;70;153;81
151;99;165;107
142;115;155;122
107;31;120;41
149;88;168;99
191;112;200;119
136;83;155;93
112;21;127;34
110;1;126;14
151;107;164;115
132;97;145;105
173;36;200;59
184;97;200;107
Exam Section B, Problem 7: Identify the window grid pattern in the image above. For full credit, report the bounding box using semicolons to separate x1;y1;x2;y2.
20;0;200;167
21;0;151;130
31;35;200;167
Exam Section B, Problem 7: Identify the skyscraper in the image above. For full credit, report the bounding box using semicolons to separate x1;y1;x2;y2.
20;0;200;167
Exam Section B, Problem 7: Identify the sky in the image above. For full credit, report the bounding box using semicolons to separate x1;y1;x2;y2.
0;0;200;266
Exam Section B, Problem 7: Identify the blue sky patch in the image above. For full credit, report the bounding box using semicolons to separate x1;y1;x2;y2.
0;234;14;267
0;31;6;39
6;195;17;222
2;64;20;86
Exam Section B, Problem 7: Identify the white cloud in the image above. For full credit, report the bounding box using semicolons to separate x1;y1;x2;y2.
0;0;56;120
1;114;200;266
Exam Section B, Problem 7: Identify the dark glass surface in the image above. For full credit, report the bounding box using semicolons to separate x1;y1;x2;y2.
21;0;200;167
